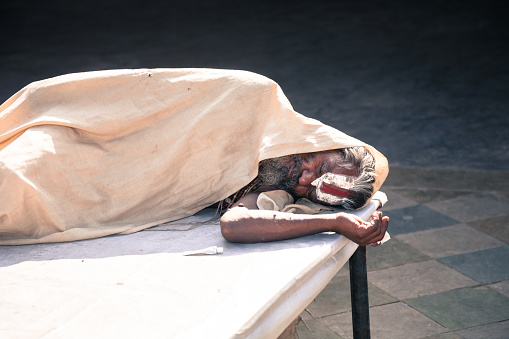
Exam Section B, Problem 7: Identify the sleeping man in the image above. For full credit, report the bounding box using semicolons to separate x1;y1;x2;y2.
220;147;389;246
0;68;388;245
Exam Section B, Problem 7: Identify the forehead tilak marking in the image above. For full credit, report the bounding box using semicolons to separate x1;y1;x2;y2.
311;172;355;190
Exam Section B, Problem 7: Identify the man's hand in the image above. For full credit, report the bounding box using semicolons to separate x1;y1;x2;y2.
334;211;389;246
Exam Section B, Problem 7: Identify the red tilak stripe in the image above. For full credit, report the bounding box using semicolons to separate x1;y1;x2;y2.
321;183;358;198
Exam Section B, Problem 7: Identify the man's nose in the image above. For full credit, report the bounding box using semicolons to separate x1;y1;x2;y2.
298;169;317;186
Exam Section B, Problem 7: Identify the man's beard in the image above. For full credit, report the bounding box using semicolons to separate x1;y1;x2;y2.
258;155;303;192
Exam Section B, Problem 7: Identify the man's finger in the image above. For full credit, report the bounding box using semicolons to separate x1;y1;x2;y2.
364;215;382;241
368;216;390;246
383;216;389;229
365;214;388;245
370;211;378;222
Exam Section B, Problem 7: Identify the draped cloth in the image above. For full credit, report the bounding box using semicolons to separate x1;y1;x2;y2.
0;69;387;245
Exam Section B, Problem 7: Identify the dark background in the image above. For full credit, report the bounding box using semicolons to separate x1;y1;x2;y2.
1;0;508;170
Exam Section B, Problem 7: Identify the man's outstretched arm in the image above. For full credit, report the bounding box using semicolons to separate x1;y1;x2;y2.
220;205;389;246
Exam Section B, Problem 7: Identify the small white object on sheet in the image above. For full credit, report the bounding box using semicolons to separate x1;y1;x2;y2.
183;246;224;256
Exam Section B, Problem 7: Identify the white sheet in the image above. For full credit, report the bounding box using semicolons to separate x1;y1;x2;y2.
0;199;383;338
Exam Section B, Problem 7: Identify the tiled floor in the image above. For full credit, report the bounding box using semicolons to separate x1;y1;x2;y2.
297;167;509;338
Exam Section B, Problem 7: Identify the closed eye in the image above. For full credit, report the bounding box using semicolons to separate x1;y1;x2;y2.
319;162;326;176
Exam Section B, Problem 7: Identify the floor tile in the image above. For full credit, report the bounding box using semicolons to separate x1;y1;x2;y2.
498;189;509;200
305;276;397;317
379;188;418;211
296;318;344;339
425;192;509;223
382;205;460;236
438;246;509;284
390;188;473;205
467;214;509;243
406;288;509;331
366;238;430;271
488;280;509;298
455;319;509;339
395;224;506;258
305;278;351;316
368;260;478;300
421;333;462;339
384;168;509;193
320;302;447;339
331;264;349;280
300;308;314;321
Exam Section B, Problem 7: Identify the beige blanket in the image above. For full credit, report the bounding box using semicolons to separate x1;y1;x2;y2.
0;69;387;245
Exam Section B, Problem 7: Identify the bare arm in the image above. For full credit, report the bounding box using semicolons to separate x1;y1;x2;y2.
220;201;389;246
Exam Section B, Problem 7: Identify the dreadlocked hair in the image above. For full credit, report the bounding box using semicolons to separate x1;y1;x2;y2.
335;147;376;210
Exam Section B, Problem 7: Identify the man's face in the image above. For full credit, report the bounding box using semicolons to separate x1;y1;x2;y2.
259;150;359;204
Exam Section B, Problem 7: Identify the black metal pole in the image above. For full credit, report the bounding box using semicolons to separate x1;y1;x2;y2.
349;245;370;339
